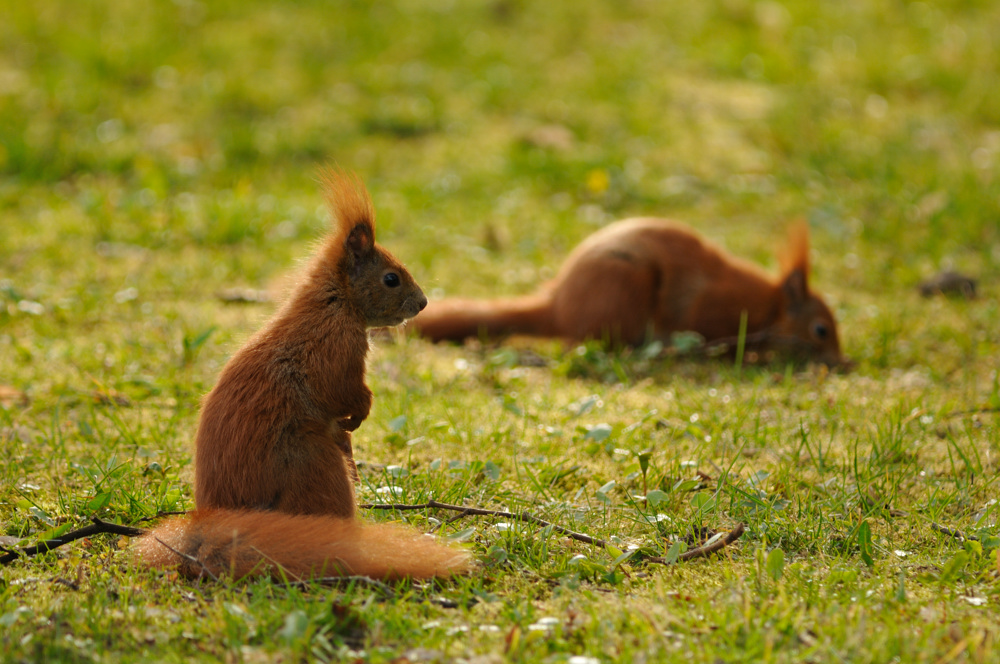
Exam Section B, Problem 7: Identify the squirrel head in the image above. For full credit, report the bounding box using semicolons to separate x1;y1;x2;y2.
768;222;844;366
317;169;427;328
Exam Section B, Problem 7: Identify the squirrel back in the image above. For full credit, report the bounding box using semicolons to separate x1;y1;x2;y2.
412;218;843;365
138;170;469;581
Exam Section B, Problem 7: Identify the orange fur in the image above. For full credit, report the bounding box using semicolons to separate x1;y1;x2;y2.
413;218;843;365
780;219;810;276
138;170;469;581
138;510;468;581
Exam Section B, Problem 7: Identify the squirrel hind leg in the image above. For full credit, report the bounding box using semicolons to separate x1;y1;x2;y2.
550;253;659;346
272;435;357;519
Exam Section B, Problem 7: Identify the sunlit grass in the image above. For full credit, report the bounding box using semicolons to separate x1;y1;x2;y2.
2;0;999;662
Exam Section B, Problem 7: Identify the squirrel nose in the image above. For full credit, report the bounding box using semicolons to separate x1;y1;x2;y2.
417;294;428;311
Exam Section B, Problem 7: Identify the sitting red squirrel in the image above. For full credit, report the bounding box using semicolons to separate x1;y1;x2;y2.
411;218;843;365
137;170;470;581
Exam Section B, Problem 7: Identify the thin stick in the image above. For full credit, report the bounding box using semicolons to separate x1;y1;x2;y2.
361;499;608;548
0;518;146;566
132;510;188;525
647;523;747;564
931;522;978;542
283;575;396;596
678;522;745;561
4;504;743;570
436;508;474;532
945;406;1000;419
153;536;219;582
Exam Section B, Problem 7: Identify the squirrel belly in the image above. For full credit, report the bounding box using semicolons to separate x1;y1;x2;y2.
137;509;471;581
137;169;468;581
412;218;844;365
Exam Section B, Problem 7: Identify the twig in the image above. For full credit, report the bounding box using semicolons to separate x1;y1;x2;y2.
132;510;188;525
361;499;608;548
4;504;743;572
436;509;474;532
679;523;745;560
444;509;473;524
52;576;81;591
931;522;978;542
648;523;746;564
153;536;220;582
684;331;814;357
0;518;146;566
360;502;435;512
945;406;1000;419
283;575;396;596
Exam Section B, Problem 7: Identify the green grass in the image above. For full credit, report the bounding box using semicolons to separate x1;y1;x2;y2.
2;0;1000;661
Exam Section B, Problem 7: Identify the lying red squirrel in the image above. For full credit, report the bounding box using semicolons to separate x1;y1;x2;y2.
137;171;470;581
411;218;843;365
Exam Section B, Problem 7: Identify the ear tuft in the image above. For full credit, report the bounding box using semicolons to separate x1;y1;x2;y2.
319;167;376;245
780;220;810;275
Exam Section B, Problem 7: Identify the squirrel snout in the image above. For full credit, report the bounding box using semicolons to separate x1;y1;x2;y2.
417;294;428;312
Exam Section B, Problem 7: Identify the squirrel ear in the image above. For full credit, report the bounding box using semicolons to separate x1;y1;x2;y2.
319;166;377;254
346;223;374;264
779;220;811;311
780;220;810;276
782;268;808;311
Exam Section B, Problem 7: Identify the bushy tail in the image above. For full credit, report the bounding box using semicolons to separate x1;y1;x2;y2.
410;294;552;342
136;509;471;581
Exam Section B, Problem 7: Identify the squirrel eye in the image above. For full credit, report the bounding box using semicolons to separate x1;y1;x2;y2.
383;272;401;288
811;321;828;340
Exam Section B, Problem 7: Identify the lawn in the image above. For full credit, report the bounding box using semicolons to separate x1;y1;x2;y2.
2;0;999;662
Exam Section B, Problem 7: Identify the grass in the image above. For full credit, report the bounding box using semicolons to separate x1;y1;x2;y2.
2;0;1000;661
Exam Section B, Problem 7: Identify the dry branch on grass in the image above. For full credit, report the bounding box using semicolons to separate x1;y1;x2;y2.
2;503;746;569
363;499;746;563
152;536;220;582
945;406;1000;419
931;522;978;542
648;523;747;564
0;518;145;565
361;499;609;547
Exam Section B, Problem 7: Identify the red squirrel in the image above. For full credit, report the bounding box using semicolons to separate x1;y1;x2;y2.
412;218;843;365
137;170;470;581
